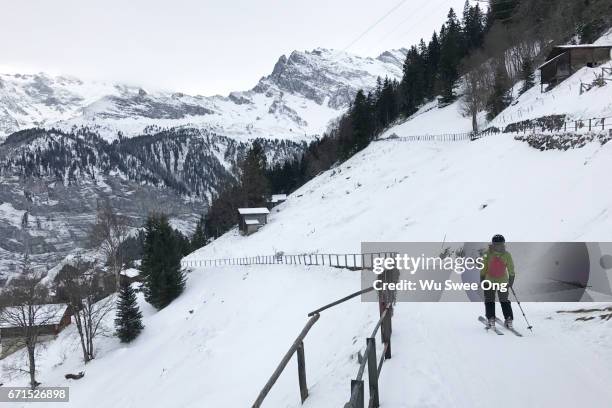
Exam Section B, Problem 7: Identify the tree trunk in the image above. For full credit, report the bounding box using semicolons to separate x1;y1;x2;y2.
72;307;90;363
472;110;479;134
27;343;37;389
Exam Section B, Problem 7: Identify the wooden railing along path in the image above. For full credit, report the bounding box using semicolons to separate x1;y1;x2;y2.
182;252;397;271
245;257;398;407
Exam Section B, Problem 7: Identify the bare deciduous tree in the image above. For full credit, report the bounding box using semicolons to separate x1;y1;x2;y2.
0;255;52;389
56;260;115;363
90;199;129;291
461;52;491;133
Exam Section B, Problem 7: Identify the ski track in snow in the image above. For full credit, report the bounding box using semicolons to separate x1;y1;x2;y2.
381;303;612;408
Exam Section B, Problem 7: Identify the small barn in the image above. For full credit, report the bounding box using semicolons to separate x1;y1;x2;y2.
267;194;287;209
0;304;71;358
120;268;142;285
539;44;612;91
238;208;270;236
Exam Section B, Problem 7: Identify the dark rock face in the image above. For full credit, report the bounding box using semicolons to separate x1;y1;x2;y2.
86;94;215;120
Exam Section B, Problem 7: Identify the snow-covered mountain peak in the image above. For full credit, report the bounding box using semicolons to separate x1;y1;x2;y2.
0;47;406;142
257;47;406;109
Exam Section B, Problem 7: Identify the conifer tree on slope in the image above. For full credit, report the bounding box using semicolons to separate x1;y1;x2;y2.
141;213;186;310
191;214;207;250
115;280;144;343
519;58;535;95
486;62;513;120
240;141;270;207
438;8;464;104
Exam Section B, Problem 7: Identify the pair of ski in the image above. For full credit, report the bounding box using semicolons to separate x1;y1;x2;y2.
478;316;523;337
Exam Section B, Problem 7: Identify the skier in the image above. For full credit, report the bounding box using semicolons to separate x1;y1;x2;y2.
480;234;515;330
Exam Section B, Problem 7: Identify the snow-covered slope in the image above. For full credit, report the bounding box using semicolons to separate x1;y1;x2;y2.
2;266;380;407
0;48;406;142
490;62;612;129
2;268;611;408
184;133;612;261
4;67;612;408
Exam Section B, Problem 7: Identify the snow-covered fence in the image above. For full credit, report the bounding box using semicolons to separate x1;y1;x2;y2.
252;269;396;408
503;115;612;135
382;129;497;143
182;252;397;270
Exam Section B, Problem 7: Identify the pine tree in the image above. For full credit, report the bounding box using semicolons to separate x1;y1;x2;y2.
427;31;441;97
519;58;535;95
240;141;270;207
349;90;373;155
462;1;485;51
191;214;207;250
489;0;518;23
438;9;464;104
486;62;512;120
141;213;186;310
114;280;144;343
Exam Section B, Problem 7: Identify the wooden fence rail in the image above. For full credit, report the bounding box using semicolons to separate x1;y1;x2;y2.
182;252;397;271
380;129;496;143
344;268;397;408
252;313;320;407
251;278;396;407
377;115;612;143
344;303;394;408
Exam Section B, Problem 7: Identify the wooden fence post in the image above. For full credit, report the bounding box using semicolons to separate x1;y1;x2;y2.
351;380;364;408
297;341;308;403
367;338;380;408
380;303;393;360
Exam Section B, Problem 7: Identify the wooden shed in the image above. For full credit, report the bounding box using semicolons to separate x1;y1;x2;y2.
266;194;287;209
238;208;270;236
0;304;72;358
539;44;612;91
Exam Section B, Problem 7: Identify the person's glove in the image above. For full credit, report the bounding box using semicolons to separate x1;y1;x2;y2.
509;275;515;288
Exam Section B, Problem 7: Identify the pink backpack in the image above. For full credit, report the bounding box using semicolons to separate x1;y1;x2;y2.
488;255;506;278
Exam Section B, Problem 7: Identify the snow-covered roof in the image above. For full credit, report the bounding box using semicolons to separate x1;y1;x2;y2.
270;194;287;203
120;268;140;278
538;52;568;70
244;219;261;225
0;303;69;328
555;44;612;49
238;208;270;215
539;44;612;70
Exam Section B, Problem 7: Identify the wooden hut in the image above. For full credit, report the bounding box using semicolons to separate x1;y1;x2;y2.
539;44;612;91
266;194;287;209
238;208;270;236
0;304;72;358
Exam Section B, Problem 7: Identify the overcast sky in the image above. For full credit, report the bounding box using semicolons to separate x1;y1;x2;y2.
1;0;468;96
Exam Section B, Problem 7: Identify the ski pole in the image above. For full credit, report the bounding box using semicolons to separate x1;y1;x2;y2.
511;287;533;332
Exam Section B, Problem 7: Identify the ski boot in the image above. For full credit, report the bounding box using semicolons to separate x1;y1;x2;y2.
486;317;495;329
504;318;514;330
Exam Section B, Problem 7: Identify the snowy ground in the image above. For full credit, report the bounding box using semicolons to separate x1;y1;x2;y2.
1;266;379;408
3;31;612;407
185;134;612;262
2;266;611;407
381;302;612;408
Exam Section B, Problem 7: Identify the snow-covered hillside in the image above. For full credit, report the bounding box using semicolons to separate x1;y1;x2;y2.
0;48;406;142
184;133;612;261
4;62;612;408
2;266;611;408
